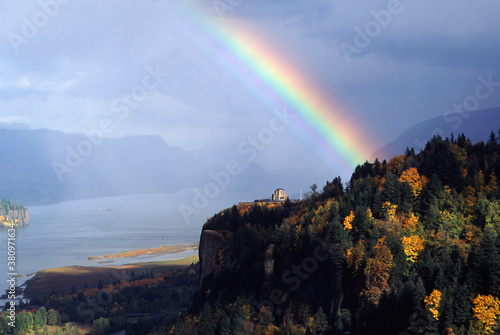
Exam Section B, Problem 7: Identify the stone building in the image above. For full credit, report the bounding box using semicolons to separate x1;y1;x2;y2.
271;188;288;202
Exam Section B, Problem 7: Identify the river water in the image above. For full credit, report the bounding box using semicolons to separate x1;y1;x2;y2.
1;190;262;304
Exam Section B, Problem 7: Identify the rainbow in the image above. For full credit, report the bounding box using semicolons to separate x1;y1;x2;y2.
171;2;378;175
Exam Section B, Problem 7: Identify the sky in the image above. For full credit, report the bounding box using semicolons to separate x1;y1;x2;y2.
0;0;499;188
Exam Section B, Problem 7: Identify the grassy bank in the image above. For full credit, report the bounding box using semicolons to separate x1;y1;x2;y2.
24;255;199;298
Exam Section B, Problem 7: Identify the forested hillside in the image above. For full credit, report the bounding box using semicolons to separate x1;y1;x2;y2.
175;131;500;335
0;199;29;226
2;131;499;335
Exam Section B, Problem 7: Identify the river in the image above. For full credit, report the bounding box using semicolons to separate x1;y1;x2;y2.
1;189;263;305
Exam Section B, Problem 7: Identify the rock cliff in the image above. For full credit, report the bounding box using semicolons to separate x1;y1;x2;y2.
1;200;29;226
192;226;229;308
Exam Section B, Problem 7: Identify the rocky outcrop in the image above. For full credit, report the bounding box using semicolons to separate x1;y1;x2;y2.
1;201;29;226
192;227;229;310
259;244;275;302
198;230;226;280
8;208;30;225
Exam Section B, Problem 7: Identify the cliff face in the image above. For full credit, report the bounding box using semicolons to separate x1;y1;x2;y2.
1;200;29;226
192;226;229;309
191;202;344;318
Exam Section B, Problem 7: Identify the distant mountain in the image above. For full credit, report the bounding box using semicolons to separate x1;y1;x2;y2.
0;128;206;205
373;107;500;160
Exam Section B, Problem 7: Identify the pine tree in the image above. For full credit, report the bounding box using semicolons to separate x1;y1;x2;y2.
452;284;473;329
33;307;47;330
418;174;442;217
200;302;215;335
424;197;441;231
219;315;231;335
313;307;328;335
487;130;497;145
400;182;415;215
381;173;401;205
229;205;242;230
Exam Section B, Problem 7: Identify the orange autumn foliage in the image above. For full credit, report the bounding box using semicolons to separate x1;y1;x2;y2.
403;213;420;232
343;211;354;231
399;167;429;197
424;289;442;320
364;244;393;286
472;294;500;334
345;240;366;274
360;243;393;306
387;154;406;176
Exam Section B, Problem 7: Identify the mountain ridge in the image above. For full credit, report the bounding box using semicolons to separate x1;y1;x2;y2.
373;107;500;160
0;128;204;205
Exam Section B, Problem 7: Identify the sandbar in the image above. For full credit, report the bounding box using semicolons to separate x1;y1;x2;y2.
88;242;199;260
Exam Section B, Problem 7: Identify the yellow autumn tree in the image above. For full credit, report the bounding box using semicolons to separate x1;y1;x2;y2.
402;235;425;263
366;208;374;221
472;294;500;334
382;202;397;220
399;167;429;197
343;211;354;231
424;289;442;320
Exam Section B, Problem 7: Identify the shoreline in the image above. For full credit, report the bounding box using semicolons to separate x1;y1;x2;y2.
88;242;199;260
23;254;199;299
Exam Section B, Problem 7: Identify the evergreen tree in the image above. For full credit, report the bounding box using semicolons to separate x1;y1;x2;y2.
400;182;415;215
313;307;328;335
34;307;47;330
199;302;215;335
219;315;231;335
229;205;242;230
92;317;110;335
0;312;11;335
487;130;497;145
381;172;401;207
47;309;60;326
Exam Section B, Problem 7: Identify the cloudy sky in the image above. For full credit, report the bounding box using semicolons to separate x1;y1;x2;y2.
1;0;499;185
